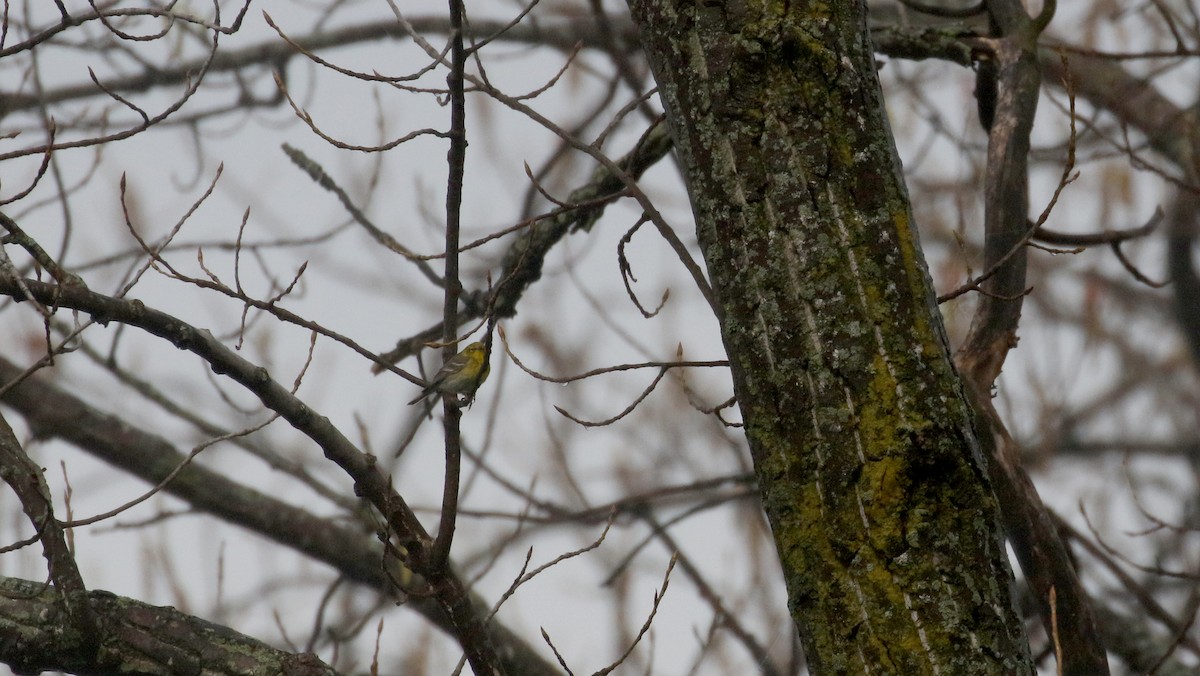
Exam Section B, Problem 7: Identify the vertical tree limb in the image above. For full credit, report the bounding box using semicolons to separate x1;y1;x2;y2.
953;4;1109;672
626;0;1032;671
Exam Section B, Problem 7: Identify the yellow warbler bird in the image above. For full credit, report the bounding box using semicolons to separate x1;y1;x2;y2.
407;342;490;405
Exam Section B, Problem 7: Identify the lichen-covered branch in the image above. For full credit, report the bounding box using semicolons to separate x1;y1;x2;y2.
626;0;1032;672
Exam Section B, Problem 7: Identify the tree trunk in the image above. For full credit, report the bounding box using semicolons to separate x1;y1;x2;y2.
625;1;1034;673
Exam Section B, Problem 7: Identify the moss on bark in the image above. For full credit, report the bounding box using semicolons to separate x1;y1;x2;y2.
626;1;1034;672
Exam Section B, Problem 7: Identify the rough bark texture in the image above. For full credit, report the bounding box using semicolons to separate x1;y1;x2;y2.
625;1;1033;673
0;576;336;676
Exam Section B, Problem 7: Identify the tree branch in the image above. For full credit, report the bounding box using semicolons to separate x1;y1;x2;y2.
0;575;338;676
0;276;514;669
0;355;564;676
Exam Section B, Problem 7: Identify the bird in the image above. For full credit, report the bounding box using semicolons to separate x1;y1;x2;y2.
407;341;490;405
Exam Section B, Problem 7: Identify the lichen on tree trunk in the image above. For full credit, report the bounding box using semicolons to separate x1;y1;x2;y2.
625;1;1034;673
